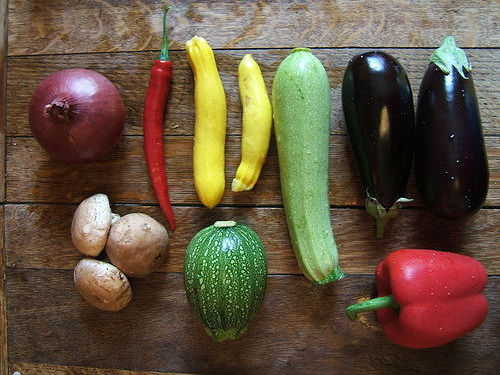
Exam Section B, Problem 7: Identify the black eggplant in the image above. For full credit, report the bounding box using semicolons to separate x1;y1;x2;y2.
342;51;414;237
415;36;489;219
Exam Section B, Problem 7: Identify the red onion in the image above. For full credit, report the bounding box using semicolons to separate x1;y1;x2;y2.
29;68;126;163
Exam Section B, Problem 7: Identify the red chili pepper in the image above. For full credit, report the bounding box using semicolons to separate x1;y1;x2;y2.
346;249;488;348
143;6;175;230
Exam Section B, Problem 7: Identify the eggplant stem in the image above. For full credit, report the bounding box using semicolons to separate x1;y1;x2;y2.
365;194;412;238
375;211;398;238
365;196;399;238
429;36;471;79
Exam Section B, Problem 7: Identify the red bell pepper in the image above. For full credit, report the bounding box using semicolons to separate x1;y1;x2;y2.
346;249;488;348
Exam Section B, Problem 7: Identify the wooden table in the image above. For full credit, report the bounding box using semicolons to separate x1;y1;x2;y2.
1;1;499;374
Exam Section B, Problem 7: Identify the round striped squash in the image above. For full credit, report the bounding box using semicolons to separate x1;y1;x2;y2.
183;220;268;342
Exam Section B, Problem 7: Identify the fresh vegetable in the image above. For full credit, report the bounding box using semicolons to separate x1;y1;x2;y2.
346;249;488;349
71;193;120;257
415;36;489;219
342;51;415;237
106;213;169;278
184;221;267;342
272;48;343;285
74;258;132;312
232;54;272;192
186;36;227;208
29;68;125;163
143;6;176;230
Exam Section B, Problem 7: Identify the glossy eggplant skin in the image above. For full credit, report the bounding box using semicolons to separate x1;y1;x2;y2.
415;64;489;219
342;51;415;235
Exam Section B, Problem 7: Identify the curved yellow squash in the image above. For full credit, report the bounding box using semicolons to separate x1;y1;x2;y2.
232;54;273;192
186;36;226;208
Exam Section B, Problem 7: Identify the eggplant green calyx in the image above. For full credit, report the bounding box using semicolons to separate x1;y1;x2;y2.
346;295;400;320
430;36;472;79
366;192;412;238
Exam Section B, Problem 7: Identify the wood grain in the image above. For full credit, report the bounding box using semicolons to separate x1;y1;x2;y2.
0;207;6;375
0;0;6;202
1;1;8;373
5;135;500;207
5;204;500;276
6;48;500;137
7;0;500;56
10;362;197;375
6;270;500;375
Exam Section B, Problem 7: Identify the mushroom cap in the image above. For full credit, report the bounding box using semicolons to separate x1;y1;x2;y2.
71;193;113;257
74;258;132;311
106;213;169;278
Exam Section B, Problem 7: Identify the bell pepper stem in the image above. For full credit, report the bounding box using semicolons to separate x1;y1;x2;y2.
346;295;400;320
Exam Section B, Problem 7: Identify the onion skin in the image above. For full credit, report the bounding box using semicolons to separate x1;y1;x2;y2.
29;68;126;163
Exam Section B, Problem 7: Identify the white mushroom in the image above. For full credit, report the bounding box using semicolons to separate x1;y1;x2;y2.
105;213;169;278
111;213;121;224
74;258;132;311
71;193;119;257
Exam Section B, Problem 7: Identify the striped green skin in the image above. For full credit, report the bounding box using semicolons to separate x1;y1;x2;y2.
272;48;344;285
183;222;267;342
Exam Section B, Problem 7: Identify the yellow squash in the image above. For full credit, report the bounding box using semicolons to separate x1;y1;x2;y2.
186;36;227;208
232;54;273;192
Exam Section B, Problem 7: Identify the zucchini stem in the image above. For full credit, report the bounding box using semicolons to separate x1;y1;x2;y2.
213;221;237;228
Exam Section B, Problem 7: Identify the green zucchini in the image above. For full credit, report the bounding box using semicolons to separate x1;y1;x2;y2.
272;48;344;285
183;221;267;342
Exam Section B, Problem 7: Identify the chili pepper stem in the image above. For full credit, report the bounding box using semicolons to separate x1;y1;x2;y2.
159;5;173;61
346;295;400;320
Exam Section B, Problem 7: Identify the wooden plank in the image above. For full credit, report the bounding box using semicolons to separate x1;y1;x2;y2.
5;204;500;275
6;270;499;375
0;0;6;202
10;362;197;375
7;0;500;56
6;48;500;137
5;135;500;207
0;0;8;373
0;207;6;375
